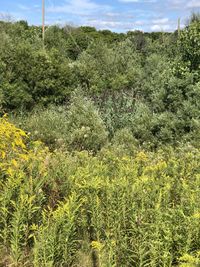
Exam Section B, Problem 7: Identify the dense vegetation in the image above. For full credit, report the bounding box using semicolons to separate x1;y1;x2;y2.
0;16;199;148
0;13;200;266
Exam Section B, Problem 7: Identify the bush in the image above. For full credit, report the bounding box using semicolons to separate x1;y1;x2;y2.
12;98;108;153
66;94;108;152
111;128;138;152
11;106;69;149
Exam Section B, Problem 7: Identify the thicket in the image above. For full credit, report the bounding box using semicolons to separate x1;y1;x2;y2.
0;16;200;147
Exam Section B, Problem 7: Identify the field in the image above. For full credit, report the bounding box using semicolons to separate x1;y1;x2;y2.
0;13;200;267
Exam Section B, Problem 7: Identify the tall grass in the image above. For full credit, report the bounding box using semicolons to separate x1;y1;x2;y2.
1;117;200;266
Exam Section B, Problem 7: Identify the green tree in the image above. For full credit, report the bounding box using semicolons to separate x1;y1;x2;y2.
179;19;200;73
74;39;142;96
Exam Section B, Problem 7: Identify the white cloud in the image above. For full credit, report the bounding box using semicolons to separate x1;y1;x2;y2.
0;11;24;22
187;0;200;8
11;0;193;32
150;24;171;31
104;12;121;18
119;0;139;2
88;19;122;28
167;0;200;9
86;15;175;32
169;0;185;7
18;4;30;11
86;19;136;30
135;20;146;25
0;12;14;21
47;0;110;15
17;4;40;12
100;12;135;22
152;18;169;24
119;0;157;3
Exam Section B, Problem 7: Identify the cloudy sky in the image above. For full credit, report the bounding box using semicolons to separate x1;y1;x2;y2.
0;0;200;32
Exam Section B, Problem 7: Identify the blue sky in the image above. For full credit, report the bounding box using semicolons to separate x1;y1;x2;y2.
0;0;200;32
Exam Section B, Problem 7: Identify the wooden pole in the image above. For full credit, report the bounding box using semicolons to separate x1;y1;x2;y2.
42;0;45;46
178;18;181;36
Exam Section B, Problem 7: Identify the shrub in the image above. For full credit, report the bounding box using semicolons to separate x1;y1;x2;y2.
66;94;108;152
111;127;138;152
11;106;69;150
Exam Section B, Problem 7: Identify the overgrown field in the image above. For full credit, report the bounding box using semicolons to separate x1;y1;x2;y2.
1;116;200;267
0;13;200;267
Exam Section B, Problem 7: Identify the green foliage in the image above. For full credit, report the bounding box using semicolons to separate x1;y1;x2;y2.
111;128;138;152
34;194;81;267
0;17;200;147
74;39;141;95
187;12;200;25
65;94;108;152
3;82;34;110
0;40;73;110
179;19;200;73
10;98;152;150
1;16;200;266
11;106;68;149
130;101;153;144
11;97;108;153
141;53;172;112
29;49;73;105
179;252;200;267
1;119;200;266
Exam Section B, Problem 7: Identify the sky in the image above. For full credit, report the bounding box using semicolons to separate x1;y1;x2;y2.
0;0;200;32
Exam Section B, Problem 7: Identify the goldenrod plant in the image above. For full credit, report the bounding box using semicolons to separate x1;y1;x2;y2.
1;117;200;266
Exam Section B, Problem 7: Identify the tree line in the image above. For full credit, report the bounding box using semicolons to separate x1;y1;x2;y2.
0;14;200;149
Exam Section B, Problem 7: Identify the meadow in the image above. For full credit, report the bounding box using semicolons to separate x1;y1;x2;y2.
0;13;200;267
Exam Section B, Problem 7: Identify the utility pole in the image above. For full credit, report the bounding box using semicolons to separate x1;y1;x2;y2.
178;18;181;36
42;0;45;46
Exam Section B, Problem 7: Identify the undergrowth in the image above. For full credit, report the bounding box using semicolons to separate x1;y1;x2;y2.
1;117;200;266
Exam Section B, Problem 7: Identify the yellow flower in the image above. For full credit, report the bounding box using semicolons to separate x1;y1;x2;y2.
1;151;6;159
193;213;200;219
136;151;148;162
11;159;18;168
91;241;103;251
